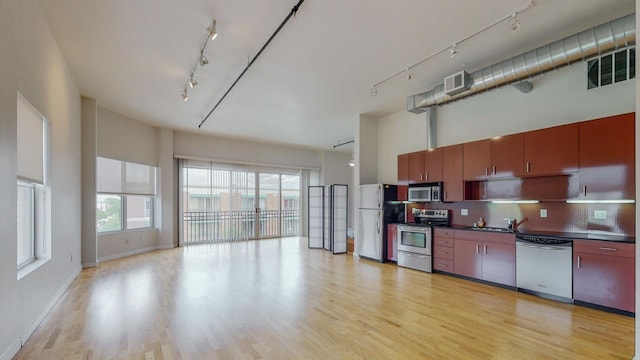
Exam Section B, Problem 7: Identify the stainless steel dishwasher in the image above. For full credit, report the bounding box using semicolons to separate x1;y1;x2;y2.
515;234;573;303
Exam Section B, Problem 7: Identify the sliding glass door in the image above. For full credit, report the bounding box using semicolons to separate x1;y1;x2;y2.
180;160;301;245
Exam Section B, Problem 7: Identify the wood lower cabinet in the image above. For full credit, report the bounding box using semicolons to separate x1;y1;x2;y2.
433;227;454;273
573;240;635;313
387;224;398;262
453;230;515;287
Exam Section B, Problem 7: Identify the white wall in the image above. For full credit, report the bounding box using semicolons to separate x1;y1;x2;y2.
174;130;323;169
378;61;636;184
0;1;82;359
81;97;98;267
322;151;355;228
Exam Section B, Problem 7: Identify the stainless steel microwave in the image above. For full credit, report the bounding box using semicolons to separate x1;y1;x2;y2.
408;183;441;202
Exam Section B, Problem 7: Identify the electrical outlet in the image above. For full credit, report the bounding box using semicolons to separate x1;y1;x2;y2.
461;209;468;216
125;238;129;244
594;210;607;220
540;209;547;218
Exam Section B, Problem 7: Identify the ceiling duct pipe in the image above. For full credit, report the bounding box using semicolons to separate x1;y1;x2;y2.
407;13;635;114
425;107;436;149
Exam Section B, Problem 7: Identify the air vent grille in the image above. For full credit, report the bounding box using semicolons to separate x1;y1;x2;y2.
587;47;635;90
444;71;471;96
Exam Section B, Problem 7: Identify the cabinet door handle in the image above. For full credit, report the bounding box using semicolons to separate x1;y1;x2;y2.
492;166;496;175
484;245;487;254
583;185;587;197
438;263;448;267
599;247;618;251
526;162;530;173
476;244;480;254
444;191;447;200
485;167;489;176
425;172;429;181
577;255;581;268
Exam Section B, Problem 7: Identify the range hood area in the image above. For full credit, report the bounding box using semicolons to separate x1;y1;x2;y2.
407;14;636;113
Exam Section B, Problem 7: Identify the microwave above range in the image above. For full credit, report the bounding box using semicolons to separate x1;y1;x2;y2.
408;182;442;202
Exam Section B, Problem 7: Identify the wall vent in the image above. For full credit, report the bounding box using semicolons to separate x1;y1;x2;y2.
587;47;635;89
444;71;471;96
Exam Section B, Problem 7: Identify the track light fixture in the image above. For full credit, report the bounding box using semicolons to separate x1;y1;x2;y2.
199;53;209;67
509;14;520;32
450;44;458;58
181;19;218;101
208;21;218;40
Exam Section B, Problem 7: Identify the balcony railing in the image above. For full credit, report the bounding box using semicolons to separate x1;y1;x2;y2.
183;209;299;244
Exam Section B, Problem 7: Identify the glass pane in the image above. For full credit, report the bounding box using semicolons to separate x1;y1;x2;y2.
614;50;627;82
587;59;599;89
259;173;280;237
96;194;122;232
281;174;300;236
127;195;153;229
630;48;635;79
600;54;613;86
17;183;35;267
401;231;426;248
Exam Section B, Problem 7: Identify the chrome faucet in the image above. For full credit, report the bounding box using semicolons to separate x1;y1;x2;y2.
504;218;516;231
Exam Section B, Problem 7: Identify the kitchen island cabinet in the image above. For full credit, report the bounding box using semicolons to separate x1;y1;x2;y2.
578;112;635;200
442;144;463;201
523;123;579;176
573;239;635;313
453;230;515;287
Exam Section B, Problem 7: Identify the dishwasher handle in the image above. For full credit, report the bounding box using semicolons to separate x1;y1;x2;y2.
516;241;572;251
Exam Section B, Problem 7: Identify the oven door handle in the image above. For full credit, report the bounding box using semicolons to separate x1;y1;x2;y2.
517;242;569;251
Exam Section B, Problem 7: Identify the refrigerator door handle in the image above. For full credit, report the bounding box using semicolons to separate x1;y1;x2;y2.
376;211;381;234
377;186;381;209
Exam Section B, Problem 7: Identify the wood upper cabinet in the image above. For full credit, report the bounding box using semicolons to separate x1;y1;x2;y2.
524;123;579;176
397;154;409;186
463;139;491;180
453;230;515;287
491;134;524;178
408;151;425;184
463;135;523;180
573;240;635;313
424;148;443;182
578;112;635;200
442;144;463;202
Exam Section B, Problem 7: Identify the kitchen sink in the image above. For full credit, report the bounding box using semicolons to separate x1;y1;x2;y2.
468;226;514;233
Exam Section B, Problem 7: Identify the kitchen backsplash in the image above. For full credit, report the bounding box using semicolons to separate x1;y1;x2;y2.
407;201;635;236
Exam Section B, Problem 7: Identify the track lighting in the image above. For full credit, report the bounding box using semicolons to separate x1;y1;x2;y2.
348;160;355;167
509;14;520;32
370;86;378;96
208;21;218;40
199;53;209;67
181;19;218;101
450;44;458;58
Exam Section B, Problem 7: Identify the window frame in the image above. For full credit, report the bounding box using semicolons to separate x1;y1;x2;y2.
96;193;155;233
17;181;36;269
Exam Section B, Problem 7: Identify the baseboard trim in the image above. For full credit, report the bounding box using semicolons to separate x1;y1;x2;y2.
81;261;97;268
5;265;82;360
0;338;21;360
98;245;172;263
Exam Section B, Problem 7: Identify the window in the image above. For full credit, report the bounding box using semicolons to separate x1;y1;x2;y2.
96;157;156;233
17;182;35;267
16;93;49;270
587;47;636;89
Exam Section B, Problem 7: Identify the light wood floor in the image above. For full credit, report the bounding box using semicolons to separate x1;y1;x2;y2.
14;237;634;359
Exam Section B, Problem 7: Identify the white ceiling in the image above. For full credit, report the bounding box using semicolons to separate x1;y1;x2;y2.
38;0;635;151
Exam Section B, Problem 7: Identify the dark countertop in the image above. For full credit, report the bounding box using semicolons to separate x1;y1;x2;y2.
418;223;636;243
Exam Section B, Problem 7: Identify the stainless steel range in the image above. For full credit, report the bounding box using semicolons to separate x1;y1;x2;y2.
396;209;449;273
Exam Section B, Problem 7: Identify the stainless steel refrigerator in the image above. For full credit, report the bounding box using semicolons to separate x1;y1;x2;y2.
357;184;404;262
